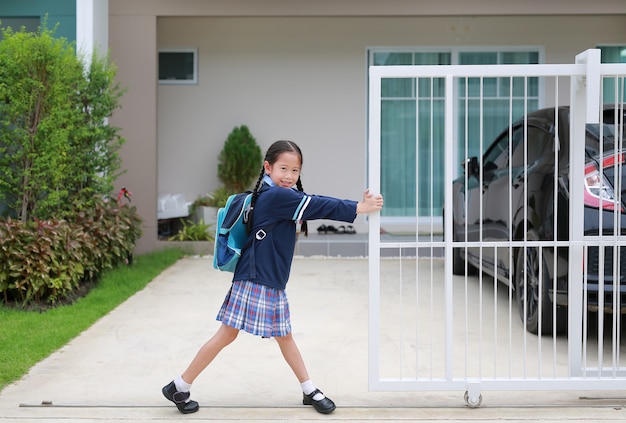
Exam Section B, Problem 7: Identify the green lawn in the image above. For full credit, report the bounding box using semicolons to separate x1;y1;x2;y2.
0;248;184;390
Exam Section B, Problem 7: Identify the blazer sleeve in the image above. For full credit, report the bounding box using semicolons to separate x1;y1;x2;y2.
292;193;358;223
259;185;358;224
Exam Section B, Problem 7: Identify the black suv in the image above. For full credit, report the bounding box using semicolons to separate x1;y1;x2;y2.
451;105;626;334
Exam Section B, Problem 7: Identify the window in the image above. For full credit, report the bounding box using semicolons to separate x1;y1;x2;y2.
369;48;541;219
509;125;551;169
484;129;515;170
599;45;626;63
598;45;626;104
158;48;198;84
0;17;39;40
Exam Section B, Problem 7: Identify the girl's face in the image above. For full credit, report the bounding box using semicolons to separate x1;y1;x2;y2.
264;151;301;189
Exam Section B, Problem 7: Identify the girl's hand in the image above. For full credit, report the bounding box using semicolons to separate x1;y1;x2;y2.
356;189;384;214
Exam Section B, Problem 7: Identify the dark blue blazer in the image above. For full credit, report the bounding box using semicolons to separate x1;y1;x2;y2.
233;182;357;290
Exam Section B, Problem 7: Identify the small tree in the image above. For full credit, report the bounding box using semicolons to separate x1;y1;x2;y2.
0;23;125;222
217;125;262;193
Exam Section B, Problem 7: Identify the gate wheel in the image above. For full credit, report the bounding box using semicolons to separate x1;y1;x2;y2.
464;391;483;408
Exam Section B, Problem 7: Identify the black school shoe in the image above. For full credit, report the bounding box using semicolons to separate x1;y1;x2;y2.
302;389;336;414
162;381;200;414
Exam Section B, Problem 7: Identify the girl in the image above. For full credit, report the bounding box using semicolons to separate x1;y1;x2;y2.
162;140;384;414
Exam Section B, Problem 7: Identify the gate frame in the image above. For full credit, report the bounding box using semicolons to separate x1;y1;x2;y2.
367;49;626;405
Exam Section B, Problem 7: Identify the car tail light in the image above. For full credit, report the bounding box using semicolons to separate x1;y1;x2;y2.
583;159;623;211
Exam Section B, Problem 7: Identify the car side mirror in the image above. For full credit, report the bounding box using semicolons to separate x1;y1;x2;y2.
463;156;479;177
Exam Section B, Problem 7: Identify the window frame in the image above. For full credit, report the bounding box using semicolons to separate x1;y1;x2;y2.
158;47;198;85
368;46;544;223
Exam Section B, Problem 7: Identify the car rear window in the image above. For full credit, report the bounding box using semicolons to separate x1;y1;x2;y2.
585;123;625;157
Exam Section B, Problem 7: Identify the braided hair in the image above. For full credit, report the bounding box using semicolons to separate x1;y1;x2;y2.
247;140;309;236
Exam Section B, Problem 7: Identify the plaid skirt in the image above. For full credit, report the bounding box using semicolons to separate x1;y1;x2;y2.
216;280;291;338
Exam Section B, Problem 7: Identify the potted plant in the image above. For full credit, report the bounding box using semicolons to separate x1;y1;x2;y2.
168;218;214;242
190;194;215;225
166;217;215;256
190;186;232;225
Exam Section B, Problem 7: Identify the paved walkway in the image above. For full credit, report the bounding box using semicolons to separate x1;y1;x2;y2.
1;256;625;422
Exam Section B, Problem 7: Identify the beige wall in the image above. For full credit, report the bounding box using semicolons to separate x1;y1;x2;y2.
109;14;159;253
157;16;372;204
110;0;626;16
108;1;626;253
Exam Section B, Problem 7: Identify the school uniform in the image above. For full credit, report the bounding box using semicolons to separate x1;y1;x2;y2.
217;177;358;338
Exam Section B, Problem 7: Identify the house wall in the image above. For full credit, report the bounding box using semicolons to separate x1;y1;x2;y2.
108;1;626;253
109;0;626;16
108;13;159;253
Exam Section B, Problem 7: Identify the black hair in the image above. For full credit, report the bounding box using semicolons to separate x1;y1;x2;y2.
247;140;308;236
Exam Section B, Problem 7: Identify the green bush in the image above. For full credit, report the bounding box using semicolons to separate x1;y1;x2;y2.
217;125;263;193
72;196;143;279
0;21;136;307
0;22;125;222
0;196;142;306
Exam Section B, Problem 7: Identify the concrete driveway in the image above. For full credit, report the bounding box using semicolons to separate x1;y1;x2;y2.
0;256;625;422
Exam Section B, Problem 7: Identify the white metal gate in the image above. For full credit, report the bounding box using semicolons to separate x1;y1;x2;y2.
368;49;626;406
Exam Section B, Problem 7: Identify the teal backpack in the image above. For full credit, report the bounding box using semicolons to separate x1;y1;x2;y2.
213;192;276;273
213;193;252;272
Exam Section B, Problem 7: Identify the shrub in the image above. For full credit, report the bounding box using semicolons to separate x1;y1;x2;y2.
72;196;143;279
217;125;263;193
0;22;125;222
0;196;142;306
0;218;83;304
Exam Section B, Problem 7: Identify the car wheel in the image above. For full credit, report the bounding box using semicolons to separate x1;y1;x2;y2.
452;244;466;275
514;241;566;335
452;232;477;276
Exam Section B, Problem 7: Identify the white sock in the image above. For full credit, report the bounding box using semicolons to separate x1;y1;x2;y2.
301;380;325;401
174;375;192;402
